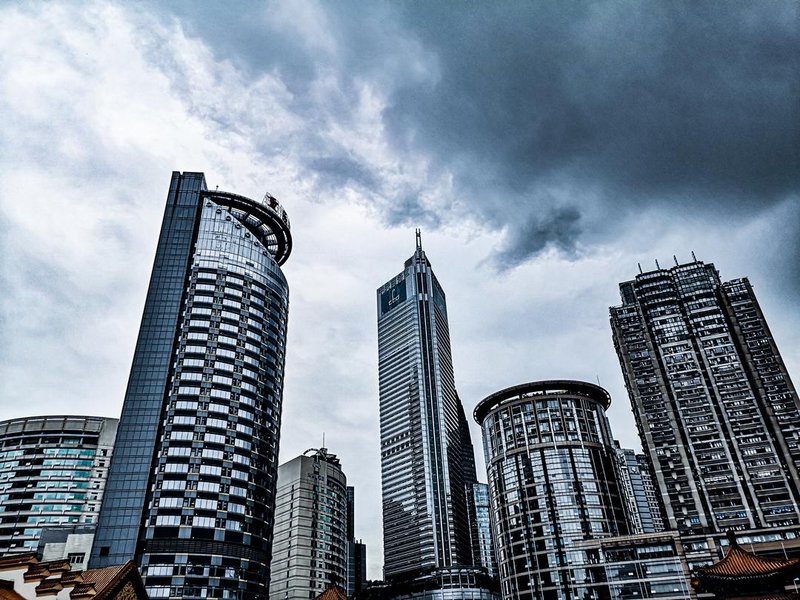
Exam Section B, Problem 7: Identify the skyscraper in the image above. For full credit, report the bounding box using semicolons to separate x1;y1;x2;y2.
346;486;367;597
613;444;664;535
465;483;497;580
610;258;800;536
0;415;118;565
91;172;293;600
376;233;496;598
269;448;349;599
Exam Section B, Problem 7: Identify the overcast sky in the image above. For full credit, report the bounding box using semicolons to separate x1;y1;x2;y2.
0;1;797;579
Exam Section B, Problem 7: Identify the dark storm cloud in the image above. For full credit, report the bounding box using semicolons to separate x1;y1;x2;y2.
383;192;442;228
149;1;799;267
492;206;583;269
386;2;798;198
306;154;380;192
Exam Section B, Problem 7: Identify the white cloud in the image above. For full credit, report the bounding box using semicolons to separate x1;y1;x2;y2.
0;0;797;582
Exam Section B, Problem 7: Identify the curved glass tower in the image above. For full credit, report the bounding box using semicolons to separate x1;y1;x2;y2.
91;172;292;600
474;380;629;600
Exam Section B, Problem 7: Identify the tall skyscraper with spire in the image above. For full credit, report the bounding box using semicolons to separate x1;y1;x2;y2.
377;233;496;598
610;257;800;536
91;172;293;600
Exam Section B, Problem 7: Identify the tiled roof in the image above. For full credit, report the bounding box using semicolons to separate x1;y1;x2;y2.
24;561;71;583
0;555;38;571
0;580;26;600
313;585;348;600
692;533;800;595
697;542;800;578
0;554;144;600
77;563;131;600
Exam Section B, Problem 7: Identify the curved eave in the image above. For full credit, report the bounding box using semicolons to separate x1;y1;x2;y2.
201;190;292;266
474;379;612;425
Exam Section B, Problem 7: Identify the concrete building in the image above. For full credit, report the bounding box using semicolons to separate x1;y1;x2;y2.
0;416;118;564
91;172;294;600
571;532;694;599
610;258;800;536
269;449;349;600
37;526;96;571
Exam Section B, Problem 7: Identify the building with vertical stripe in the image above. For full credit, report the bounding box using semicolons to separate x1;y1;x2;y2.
91;172;292;600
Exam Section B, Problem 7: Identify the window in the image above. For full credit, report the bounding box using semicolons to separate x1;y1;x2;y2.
67;552;85;565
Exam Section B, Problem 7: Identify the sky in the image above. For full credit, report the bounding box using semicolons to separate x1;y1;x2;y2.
0;0;797;580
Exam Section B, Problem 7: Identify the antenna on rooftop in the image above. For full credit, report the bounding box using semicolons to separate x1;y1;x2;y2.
637;262;643;274
673;255;679;266
691;250;697;262
655;259;660;270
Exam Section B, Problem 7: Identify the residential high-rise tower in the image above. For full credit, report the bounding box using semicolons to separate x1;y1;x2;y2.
91;172;293;600
376;233;497;599
610;258;800;536
269;448;349;599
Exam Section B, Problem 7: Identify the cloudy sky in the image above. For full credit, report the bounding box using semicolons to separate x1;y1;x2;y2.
0;1;797;578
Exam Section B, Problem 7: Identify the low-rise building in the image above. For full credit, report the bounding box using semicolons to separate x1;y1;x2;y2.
0;552;147;600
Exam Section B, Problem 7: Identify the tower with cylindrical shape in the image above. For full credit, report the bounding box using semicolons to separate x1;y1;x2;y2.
91;172;292;600
474;380;629;600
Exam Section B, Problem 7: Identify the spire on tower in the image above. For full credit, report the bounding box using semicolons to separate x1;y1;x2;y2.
415;228;422;251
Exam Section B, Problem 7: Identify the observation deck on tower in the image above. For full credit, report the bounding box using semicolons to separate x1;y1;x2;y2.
200;189;292;265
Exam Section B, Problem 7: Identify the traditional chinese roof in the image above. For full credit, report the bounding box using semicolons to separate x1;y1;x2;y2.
0;579;26;600
313;585;349;600
0;555;39;572
692;532;800;597
0;553;146;600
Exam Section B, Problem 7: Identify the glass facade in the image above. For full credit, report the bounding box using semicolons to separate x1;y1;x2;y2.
614;445;664;535
0;416;118;557
346;486;368;597
610;259;800;535
466;483;497;579
572;533;694;599
91;172;293;600
474;380;629;600
269;449;348;599
376;235;478;579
